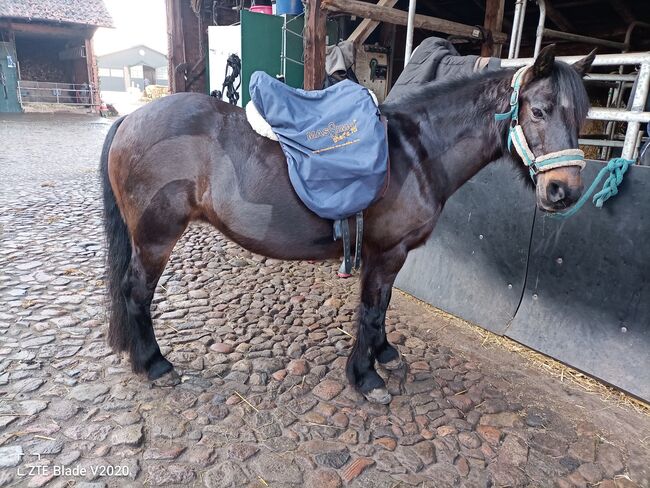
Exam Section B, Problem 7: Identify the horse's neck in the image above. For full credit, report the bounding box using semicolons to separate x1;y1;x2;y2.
389;73;512;199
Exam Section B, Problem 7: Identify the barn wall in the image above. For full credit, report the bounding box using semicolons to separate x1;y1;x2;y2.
99;76;126;91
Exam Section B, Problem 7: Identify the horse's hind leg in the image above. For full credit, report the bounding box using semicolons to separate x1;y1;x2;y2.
346;246;406;404
121;249;173;380
122;190;192;379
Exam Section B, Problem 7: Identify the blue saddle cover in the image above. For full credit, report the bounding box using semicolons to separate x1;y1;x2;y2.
249;71;389;221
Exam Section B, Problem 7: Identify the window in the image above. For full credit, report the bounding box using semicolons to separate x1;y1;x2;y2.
155;67;168;81
98;68;111;77
110;69;124;78
130;65;143;78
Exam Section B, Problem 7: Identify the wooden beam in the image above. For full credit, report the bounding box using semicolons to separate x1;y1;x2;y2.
544;0;575;33
608;0;636;25
348;0;399;47
481;0;505;57
304;0;327;90
322;0;508;44
1;21;90;38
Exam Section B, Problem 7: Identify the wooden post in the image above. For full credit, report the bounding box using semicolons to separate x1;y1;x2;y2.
481;0;505;57
165;0;207;94
166;0;185;93
303;0;327;90
85;36;100;107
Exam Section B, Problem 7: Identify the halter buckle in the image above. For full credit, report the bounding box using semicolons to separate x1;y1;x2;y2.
509;89;519;106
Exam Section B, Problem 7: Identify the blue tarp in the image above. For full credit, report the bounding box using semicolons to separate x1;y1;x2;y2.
249;71;389;221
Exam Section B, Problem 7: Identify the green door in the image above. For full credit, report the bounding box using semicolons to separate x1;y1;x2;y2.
0;42;21;113
240;11;340;105
241;10;284;106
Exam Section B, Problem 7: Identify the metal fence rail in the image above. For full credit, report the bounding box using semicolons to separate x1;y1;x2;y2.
17;81;98;107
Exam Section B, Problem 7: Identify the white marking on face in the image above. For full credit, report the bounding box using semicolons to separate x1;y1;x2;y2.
559;93;571;110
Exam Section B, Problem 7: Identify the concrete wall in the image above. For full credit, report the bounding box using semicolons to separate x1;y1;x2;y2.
99;76;125;91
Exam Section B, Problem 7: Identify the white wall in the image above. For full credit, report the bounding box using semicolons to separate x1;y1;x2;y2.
208;25;242;106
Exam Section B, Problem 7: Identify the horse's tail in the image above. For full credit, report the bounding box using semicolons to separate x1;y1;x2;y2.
100;116;130;353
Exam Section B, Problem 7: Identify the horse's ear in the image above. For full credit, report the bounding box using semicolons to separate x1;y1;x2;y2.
572;49;597;77
532;44;556;79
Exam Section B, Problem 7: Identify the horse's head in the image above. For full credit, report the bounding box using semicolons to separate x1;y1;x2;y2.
512;45;595;213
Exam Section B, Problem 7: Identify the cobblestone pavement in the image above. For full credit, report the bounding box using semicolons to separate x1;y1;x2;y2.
1;113;649;488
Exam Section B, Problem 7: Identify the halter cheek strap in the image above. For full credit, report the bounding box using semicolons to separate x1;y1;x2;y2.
495;66;586;181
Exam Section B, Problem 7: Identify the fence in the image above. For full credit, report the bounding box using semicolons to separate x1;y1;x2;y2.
17;81;98;107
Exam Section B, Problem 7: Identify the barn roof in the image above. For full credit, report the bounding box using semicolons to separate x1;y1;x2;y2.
97;45;168;69
0;0;113;28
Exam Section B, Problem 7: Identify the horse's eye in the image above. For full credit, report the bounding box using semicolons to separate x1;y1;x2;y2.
532;107;544;119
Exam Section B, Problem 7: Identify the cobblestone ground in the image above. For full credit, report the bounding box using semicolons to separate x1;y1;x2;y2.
1;113;649;488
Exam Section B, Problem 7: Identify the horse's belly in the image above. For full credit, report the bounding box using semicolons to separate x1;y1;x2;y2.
212;201;342;260
206;153;341;261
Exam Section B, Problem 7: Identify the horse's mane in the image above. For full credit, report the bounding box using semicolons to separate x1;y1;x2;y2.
380;68;512;112
381;60;590;133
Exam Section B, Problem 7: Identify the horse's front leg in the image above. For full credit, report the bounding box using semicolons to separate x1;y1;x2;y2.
346;246;406;404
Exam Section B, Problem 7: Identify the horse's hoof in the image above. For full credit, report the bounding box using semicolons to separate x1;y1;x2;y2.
379;353;404;371
363;387;392;404
148;356;174;381
151;368;180;387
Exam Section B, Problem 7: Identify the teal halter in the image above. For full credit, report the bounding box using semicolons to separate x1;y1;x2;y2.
495;66;634;219
494;66;586;181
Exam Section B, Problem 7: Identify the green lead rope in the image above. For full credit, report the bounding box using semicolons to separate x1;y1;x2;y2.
550;157;635;219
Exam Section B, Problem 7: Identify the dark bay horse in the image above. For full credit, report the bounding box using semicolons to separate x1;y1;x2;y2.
101;46;594;404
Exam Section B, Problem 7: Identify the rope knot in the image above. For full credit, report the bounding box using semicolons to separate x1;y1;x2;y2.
552;157;635;218
592;157;633;208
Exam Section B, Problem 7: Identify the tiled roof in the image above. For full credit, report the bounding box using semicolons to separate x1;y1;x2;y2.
0;0;113;28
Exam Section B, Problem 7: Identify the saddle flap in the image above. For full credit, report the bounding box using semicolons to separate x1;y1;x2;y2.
249;72;389;221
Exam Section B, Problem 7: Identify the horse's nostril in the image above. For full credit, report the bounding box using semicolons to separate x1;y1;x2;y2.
547;181;566;203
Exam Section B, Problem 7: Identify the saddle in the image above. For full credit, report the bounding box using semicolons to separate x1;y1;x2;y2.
248;72;389;273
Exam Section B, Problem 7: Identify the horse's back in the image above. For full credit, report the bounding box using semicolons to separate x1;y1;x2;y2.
115;92;225;145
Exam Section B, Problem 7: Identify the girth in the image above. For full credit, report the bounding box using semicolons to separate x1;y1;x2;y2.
333;213;363;275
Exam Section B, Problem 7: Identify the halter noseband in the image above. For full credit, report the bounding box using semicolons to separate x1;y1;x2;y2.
495;66;585;181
